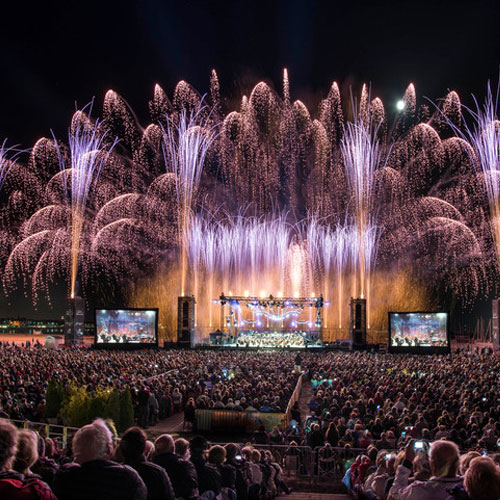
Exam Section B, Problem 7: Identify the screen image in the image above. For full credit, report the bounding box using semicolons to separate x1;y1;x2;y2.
95;309;158;345
389;312;449;350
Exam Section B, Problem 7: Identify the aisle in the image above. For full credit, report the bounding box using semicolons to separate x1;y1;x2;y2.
148;410;185;435
298;377;313;425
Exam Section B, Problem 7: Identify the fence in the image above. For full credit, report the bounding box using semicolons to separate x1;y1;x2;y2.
10;419;80;450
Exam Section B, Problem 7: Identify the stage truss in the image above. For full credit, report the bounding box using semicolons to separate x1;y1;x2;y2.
215;293;327;337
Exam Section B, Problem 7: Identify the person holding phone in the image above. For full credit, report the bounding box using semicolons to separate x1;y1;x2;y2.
389;439;462;500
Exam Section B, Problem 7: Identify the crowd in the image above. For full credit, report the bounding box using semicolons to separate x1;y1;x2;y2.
301;351;500;453
1;417;500;500
0;418;294;500
0;345;298;427
1;343;500;499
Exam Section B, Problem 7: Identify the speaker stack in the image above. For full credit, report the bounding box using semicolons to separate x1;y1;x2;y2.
177;296;195;348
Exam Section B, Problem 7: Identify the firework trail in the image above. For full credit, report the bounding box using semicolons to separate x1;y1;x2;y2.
161;105;219;296
55;107;118;298
341;93;385;321
443;81;500;268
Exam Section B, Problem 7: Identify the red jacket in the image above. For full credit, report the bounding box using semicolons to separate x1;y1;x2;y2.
0;471;58;500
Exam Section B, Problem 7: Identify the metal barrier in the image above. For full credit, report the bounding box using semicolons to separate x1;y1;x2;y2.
9;419;80;450
195;409;288;432
142;368;179;383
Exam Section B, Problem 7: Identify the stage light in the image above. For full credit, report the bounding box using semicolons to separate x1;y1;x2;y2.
311;292;315;298
396;100;405;111
260;290;266;298
294;291;299;298
277;291;283;298
244;290;249;297
228;291;233;296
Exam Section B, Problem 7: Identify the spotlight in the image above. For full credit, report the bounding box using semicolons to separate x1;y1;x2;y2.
396;100;405;111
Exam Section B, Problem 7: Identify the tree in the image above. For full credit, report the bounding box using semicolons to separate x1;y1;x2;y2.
119;388;135;432
45;378;64;419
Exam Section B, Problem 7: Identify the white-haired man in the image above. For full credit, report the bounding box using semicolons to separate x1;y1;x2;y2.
389;439;462;500
53;419;146;500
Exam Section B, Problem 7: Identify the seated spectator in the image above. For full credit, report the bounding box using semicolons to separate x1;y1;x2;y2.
225;443;251;500
464;456;500;500
153;434;198;499
144;441;155;461
189;436;222;498
53;418;147;500
119;426;175;500
389;440;462;500
174;437;191;460
13;430;42;478
31;433;59;487
208;445;236;498
0;420;57;500
459;451;481;476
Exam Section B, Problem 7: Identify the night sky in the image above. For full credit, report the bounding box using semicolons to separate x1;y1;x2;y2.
1;0;499;327
1;0;500;146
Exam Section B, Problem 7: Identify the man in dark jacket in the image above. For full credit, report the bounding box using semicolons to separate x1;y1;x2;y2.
153;433;199;499
119;427;175;500
53;419;146;500
189;436;222;497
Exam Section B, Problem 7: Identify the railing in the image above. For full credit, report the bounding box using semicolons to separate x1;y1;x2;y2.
9;419;79;450
141;368;179;383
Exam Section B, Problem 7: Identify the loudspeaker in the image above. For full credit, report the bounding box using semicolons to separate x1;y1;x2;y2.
350;297;367;350
64;296;85;345
492;299;499;351
177;296;195;347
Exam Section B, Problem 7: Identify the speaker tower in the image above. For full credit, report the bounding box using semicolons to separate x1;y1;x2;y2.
350;297;367;350
177;296;195;347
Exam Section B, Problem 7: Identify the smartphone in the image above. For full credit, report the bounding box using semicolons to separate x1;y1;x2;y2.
413;441;425;450
482;450;488;456
482;397;487;402
385;453;393;460
235;455;242;460
401;431;406;438
377;405;380;410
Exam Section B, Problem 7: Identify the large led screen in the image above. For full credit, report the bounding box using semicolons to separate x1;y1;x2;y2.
388;312;449;353
95;309;158;345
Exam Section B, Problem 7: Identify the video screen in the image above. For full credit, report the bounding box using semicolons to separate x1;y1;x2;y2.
95;309;158;345
389;312;449;352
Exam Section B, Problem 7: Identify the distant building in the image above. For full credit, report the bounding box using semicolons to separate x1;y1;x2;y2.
0;318;94;336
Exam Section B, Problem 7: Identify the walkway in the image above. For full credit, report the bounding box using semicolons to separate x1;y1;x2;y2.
298;377;313;425
148;411;185;435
